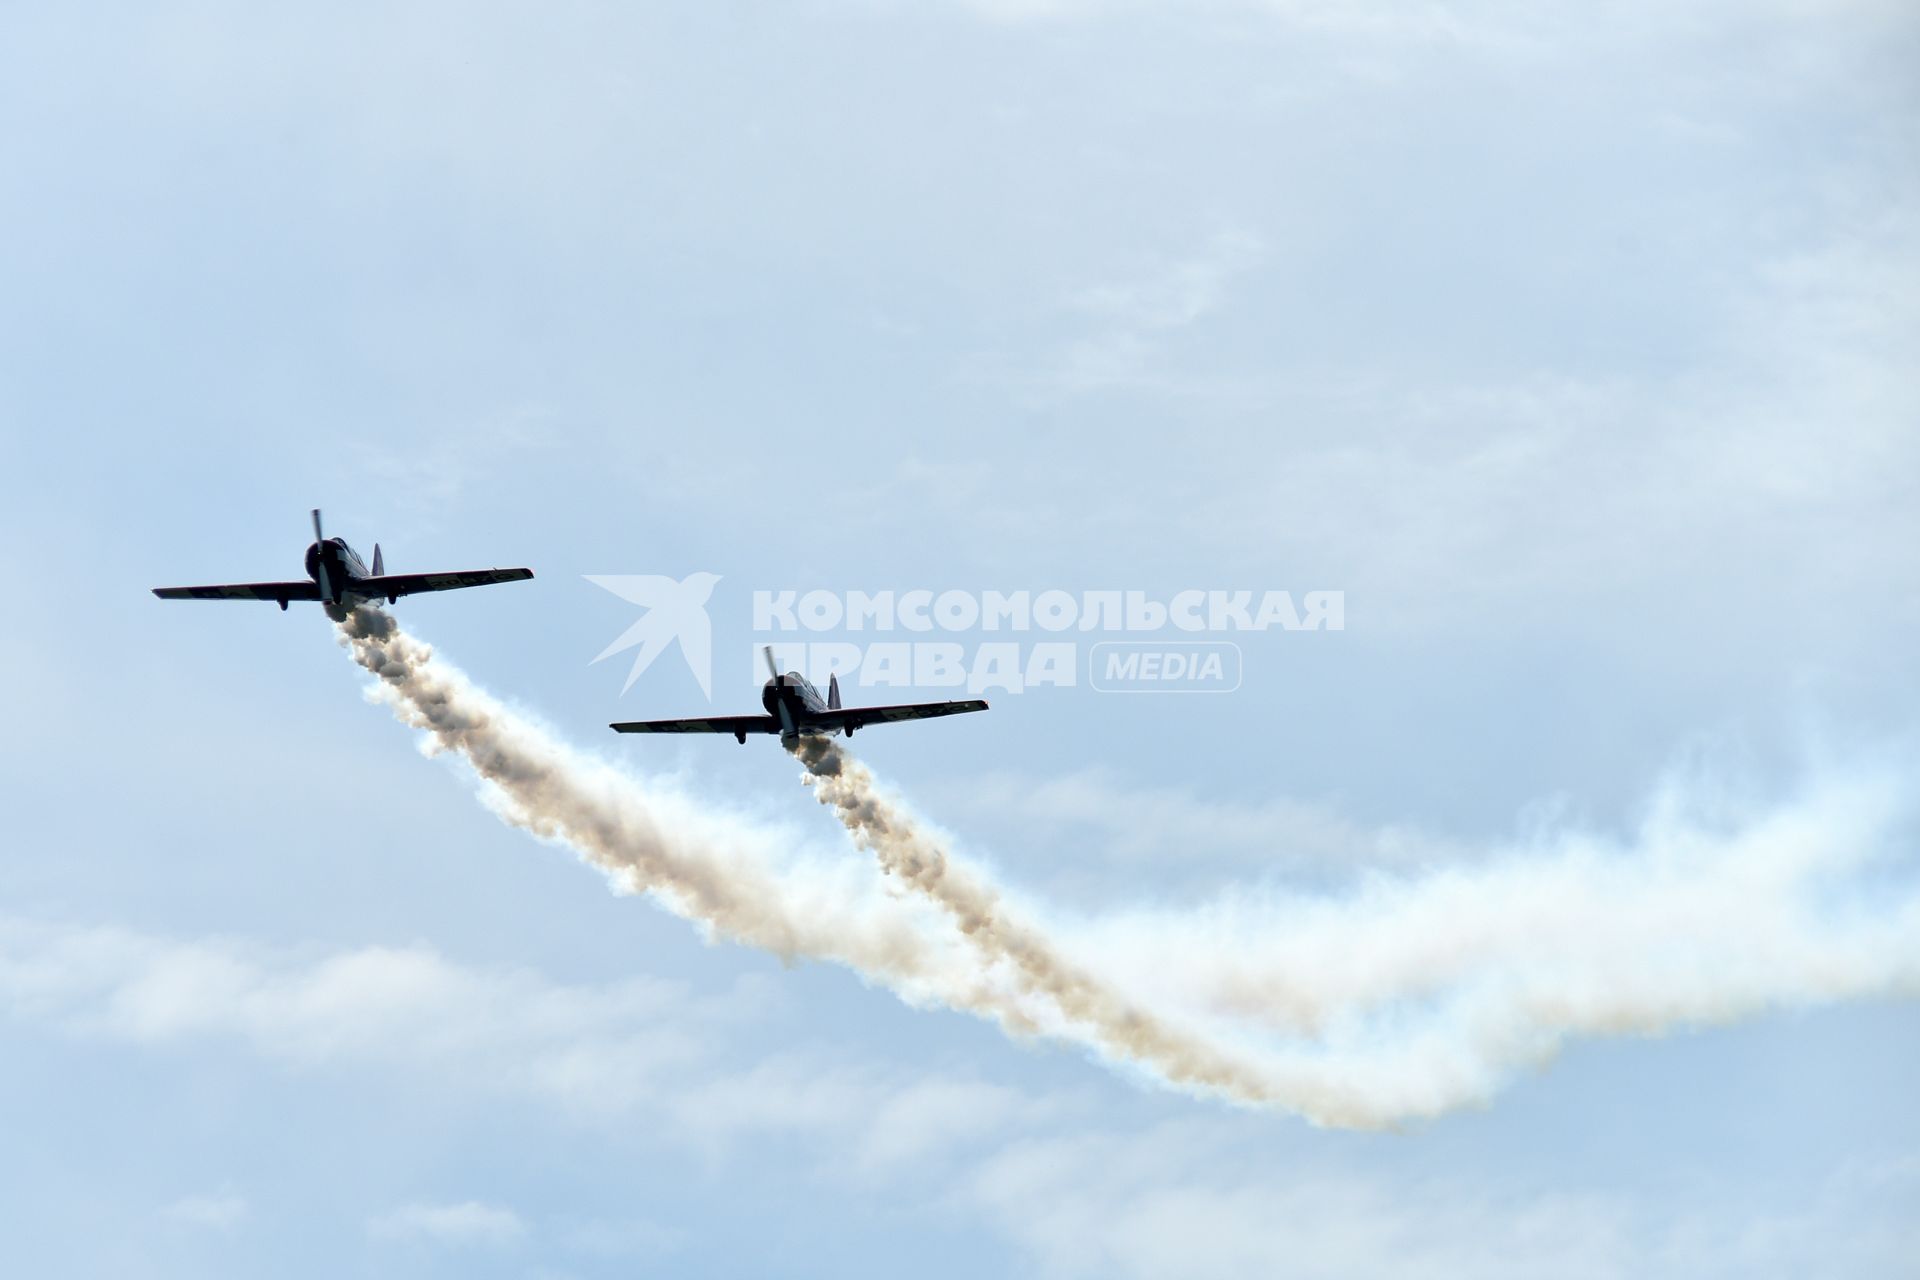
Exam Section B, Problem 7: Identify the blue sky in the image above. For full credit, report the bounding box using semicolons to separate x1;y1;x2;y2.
2;1;1916;1275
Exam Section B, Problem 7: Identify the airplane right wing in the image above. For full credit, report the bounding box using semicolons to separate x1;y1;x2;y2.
153;581;324;603
610;714;782;736
356;567;534;599
813;699;989;731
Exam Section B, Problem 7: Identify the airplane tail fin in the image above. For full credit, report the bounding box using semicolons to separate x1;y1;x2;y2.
371;544;384;576
828;673;841;709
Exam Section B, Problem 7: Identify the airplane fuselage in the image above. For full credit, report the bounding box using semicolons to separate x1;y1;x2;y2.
303;538;372;602
762;673;833;745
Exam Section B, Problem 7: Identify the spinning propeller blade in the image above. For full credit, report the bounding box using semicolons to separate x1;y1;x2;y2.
310;508;332;602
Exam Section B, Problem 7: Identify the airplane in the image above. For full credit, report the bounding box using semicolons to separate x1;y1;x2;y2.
152;509;533;610
611;647;988;747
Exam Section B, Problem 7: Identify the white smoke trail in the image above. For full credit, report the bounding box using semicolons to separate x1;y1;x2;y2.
337;607;1920;1127
793;735;1920;1124
332;606;1037;1030
791;734;1280;1102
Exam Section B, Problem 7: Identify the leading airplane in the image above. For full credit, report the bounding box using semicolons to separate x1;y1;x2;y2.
153;509;533;609
612;647;988;747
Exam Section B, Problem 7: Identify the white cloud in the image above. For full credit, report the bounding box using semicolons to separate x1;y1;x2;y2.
0;917;729;1116
560;1214;684;1259
368;1200;527;1247
1072;231;1267;333
1046;230;1267;395
850;1075;1064;1175
985;1155;1633;1278
344;412;554;540
958;1121;1920;1280
1161;197;1920;650
0;915;1069;1164
920;0;1907;56
946;766;1455;872
4;915;1915;1276
158;1190;248;1231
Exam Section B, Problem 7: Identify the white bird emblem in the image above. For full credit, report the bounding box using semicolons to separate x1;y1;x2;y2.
586;572;722;697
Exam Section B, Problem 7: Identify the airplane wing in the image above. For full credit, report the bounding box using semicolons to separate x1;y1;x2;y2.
610;715;782;736
153;581;325;602
813;699;989;731
356;568;534;599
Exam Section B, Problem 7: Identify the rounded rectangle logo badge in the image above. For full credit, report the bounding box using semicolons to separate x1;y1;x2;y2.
1089;641;1242;694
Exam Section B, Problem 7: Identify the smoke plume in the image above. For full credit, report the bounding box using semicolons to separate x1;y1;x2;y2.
791;734;1278;1103
337;606;1920;1127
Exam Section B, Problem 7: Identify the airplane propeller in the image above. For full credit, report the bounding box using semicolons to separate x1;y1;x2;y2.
763;647;798;736
311;507;333;603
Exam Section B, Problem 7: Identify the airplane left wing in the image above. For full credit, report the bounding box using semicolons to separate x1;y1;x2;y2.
813;699;989;732
153;581;324;602
357;567;534;599
610;715;782;737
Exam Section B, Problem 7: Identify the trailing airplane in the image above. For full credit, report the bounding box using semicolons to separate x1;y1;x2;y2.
152;509;533;609
612;647;988;747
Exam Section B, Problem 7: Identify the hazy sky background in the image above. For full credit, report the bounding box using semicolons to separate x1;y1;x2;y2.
2;2;1916;1275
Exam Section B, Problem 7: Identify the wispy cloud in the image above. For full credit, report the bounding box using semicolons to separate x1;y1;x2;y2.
959;1121;1920;1280
158;1190;248;1231
942;766;1455;873
368;1200;528;1247
6;914;1915;1274
1071;231;1267;334
343;408;558;542
1043;230;1267;396
0;915;1058;1159
559;1214;684;1259
0;918;724;1115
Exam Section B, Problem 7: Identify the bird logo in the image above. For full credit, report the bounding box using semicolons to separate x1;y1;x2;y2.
586;572;723;698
